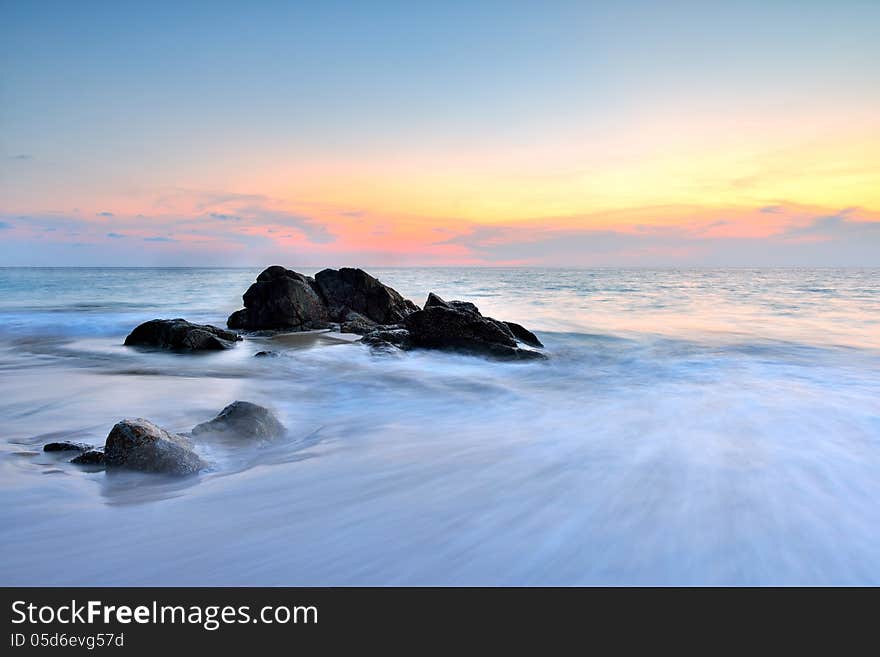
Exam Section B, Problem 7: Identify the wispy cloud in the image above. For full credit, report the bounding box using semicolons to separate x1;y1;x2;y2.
232;206;336;244
9;154;32;160
432;206;880;266
3;200;877;266
784;213;880;239
152;189;269;212
96;211;114;217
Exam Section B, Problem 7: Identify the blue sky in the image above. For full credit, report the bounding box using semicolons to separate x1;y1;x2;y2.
2;1;879;265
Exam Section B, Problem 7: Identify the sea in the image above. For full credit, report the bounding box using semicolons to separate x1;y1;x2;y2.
0;266;878;585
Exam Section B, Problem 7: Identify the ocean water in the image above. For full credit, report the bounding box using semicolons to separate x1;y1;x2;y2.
0;266;878;585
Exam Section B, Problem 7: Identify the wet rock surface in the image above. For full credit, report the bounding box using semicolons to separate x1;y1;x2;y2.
44;441;93;453
360;327;411;350
124;319;241;351
104;418;205;475
227;266;330;331
191;401;285;441
401;294;546;360
71;450;105;466
314;268;419;325
339;310;378;335
227;266;419;331
503;321;544;348
356;291;545;360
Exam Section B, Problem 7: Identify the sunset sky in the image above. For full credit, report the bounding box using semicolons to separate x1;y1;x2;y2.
2;0;879;266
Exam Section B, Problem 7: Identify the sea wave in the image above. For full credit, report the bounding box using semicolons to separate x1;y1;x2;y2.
0;267;878;585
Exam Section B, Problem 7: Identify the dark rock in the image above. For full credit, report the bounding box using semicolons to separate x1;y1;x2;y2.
254;350;279;358
341;321;374;335
44;441;93;453
340;310;378;335
360;336;397;351
423;292;448;309
404;301;546;361
421;293;544;349
227;266;330;331
406;305;514;347
191;401;285;441
314;268;419;324
104;418;205;475
71;450;105;465
424;293;479;315
504;321;543;348
361;328;411;351
125;319;241;351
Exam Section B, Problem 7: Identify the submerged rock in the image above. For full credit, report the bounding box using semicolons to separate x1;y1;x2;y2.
227;266;330;331
125;318;241;351
402;293;546;361
71;450;105;466
44;441;93;453
254;350;279;358
191;401;285;441
314;268;420;325
104;418;205;475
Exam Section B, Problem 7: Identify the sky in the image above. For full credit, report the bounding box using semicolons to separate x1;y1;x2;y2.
1;0;879;266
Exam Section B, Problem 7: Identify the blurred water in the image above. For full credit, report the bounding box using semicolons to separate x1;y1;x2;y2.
0;267;878;585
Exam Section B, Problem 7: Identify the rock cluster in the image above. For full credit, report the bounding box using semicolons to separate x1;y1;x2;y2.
123;266;545;362
59;401;283;475
225;266;545;360
100;269;544;485
227;266;418;331
363;293;546;360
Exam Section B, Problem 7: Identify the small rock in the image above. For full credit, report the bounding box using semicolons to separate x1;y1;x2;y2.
71;450;105;466
44;441;93;453
254;350;279;358
104;418;205;475
191;401;285;441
